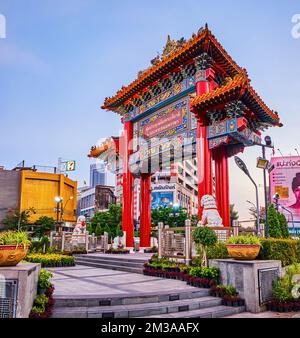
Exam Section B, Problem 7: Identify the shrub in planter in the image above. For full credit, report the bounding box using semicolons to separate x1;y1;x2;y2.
0;231;31;266
222;295;245;307
210;285;227;298
221;285;245;307
38;269;53;294
226;235;261;260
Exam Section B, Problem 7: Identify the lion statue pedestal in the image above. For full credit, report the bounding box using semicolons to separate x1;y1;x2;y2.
197;195;223;227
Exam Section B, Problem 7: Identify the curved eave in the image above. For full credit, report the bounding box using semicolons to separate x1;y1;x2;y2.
191;76;280;126
102;28;244;110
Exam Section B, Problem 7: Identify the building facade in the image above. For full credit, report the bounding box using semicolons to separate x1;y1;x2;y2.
0;166;21;228
77;185;116;220
90;162;106;188
0;166;77;228
116;159;198;220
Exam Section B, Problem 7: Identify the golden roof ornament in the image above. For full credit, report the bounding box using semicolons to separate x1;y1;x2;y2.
162;35;178;59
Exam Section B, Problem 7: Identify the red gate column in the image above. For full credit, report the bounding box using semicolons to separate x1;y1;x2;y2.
221;151;230;227
196;76;213;220
140;173;151;248
122;121;134;248
214;147;230;227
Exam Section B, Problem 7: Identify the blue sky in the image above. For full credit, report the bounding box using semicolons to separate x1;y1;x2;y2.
0;0;300;218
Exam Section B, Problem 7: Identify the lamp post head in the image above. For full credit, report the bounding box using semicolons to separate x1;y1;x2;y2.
234;156;250;177
55;196;63;203
264;135;272;146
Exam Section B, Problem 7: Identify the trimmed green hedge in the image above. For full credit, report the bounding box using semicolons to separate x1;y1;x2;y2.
258;238;300;266
207;242;229;260
207;238;300;267
26;253;75;267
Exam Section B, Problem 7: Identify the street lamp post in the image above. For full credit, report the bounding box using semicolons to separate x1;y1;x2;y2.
60;196;74;223
234;156;260;236
54;196;63;232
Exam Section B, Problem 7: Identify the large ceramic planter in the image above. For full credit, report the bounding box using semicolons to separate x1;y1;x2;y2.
226;244;261;260
0;245;28;266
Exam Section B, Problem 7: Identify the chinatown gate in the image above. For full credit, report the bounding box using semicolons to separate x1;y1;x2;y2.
89;25;281;249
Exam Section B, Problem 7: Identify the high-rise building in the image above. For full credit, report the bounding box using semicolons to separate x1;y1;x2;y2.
115;159;199;219
90;162;106;187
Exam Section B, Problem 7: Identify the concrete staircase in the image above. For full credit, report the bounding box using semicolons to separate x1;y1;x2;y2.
74;254;147;274
52;288;245;318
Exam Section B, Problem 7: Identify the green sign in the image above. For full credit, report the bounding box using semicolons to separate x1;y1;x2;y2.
65;160;76;171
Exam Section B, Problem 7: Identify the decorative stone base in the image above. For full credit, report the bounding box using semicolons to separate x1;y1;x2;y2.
209;259;282;313
0;263;41;318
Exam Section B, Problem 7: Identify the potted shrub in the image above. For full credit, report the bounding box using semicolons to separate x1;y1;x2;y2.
0;231;30;266
221;285;245;306
192;227;217;267
226;235;261;260
38;269;53;295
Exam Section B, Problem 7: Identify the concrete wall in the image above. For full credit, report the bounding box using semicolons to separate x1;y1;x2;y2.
0;169;21;229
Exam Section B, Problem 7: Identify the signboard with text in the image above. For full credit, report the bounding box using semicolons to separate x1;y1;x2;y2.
270;156;300;229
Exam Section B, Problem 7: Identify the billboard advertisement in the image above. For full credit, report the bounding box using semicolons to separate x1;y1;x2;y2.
270;156;300;234
151;192;174;209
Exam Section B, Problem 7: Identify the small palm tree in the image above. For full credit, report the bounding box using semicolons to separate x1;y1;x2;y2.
230;204;239;226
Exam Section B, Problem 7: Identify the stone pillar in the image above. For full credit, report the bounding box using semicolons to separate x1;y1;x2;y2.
139;173;152;248
185;219;192;265
121;120;134;248
259;223;265;238
232;220;239;237
61;231;65;252
158;222;164;259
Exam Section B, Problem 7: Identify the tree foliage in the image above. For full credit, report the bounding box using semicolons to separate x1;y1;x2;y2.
89;204;123;240
33;216;55;239
2;207;36;231
230;204;239;225
268;204;289;239
192;227;218;247
151;206;188;227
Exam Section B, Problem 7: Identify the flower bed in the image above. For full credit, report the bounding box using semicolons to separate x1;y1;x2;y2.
266;263;300;312
143;261;219;287
25;253;75;267
29;269;55;318
266;299;300;312
105;248;130;254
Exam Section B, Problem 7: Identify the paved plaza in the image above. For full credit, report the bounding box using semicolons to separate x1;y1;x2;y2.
49;264;198;298
49;264;300;318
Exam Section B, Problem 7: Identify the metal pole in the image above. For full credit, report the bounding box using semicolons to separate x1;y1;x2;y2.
262;146;269;237
249;176;260;236
56;202;59;223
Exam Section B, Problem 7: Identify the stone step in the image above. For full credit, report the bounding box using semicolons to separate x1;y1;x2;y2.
54;289;210;308
74;259;144;274
51;296;222;318
75;254;148;264
75;256;145;268
143;305;246;318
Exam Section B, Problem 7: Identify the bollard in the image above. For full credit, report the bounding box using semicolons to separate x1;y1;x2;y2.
158;222;164;259
185;219;192;266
